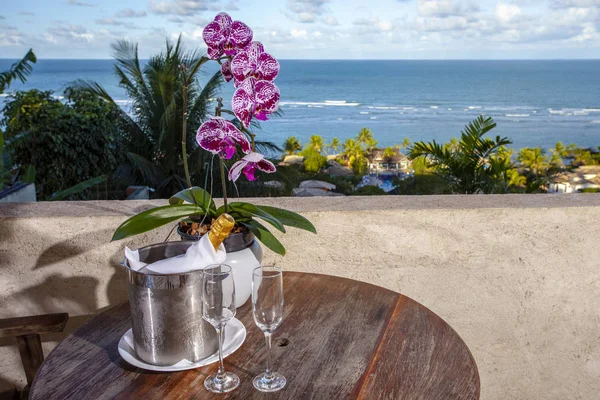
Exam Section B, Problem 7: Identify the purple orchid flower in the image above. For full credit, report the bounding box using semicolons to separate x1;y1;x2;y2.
196;117;251;159
231;41;279;86
232;77;280;128
221;60;233;82
202;13;253;59
228;152;276;182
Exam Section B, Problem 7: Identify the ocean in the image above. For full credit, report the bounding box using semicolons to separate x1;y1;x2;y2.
1;59;599;151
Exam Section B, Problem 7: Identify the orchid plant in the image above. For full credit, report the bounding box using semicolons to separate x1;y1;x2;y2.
112;12;316;255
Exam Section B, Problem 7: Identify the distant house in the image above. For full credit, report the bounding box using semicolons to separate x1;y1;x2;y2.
549;166;600;193
366;148;411;172
292;180;344;197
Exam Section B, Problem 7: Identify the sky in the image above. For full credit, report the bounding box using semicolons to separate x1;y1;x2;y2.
0;0;599;59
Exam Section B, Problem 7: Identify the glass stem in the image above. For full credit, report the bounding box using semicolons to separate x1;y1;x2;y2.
264;331;273;379
216;326;226;380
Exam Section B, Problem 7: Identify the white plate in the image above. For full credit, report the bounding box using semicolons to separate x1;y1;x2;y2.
118;318;246;372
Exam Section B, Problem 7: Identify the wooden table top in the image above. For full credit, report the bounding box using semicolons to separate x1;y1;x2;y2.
30;272;479;399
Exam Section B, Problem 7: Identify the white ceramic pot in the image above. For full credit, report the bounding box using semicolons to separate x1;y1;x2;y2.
226;238;263;308
178;228;263;308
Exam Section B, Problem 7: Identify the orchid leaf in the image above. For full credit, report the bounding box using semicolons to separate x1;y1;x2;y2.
227;202;285;233
112;204;202;241
254;205;316;233
241;220;286;256
169;186;216;211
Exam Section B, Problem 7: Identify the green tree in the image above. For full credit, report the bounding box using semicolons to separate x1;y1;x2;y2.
342;138;368;175
328;137;341;155
408;116;512;194
2;88;125;200
283;136;301;155
300;148;327;173
75;36;224;197
382;146;396;166
1;49;37;190
356;127;377;151
517;148;549;175
353;185;386;196
398;137;411;152
572;149;594;166
307;135;326;154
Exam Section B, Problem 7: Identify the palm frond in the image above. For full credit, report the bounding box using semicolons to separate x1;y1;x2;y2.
0;49;37;93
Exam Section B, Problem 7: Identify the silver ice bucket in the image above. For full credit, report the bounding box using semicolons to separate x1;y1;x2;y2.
121;241;218;366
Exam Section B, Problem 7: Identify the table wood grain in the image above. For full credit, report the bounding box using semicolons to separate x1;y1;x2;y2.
29;272;479;399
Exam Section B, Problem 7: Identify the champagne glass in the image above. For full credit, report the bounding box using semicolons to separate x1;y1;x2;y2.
252;265;286;392
201;264;239;393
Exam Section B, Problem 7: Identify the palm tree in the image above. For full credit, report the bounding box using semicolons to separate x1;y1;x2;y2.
328;137;341;155
398;137;411;152
408;116;512;194
356;127;377;151
382;146;396;167
307;135;325;154
549;142;567;168
283;136;301;155
517;148;549;175
75;36;223;197
0;49;36;94
342;138;368;174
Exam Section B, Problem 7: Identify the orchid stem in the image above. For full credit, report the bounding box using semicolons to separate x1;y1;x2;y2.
215;98;228;212
180;65;192;189
219;157;228;212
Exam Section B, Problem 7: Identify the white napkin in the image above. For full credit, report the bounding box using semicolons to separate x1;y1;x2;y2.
125;234;227;274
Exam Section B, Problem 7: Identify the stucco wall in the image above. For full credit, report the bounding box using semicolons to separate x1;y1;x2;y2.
1;195;599;399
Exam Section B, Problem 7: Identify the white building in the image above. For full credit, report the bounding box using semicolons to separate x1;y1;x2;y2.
549;166;600;193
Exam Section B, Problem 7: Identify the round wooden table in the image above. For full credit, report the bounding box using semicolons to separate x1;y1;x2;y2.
30;272;479;399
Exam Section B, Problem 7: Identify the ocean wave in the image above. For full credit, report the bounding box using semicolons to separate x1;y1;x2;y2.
468;106;482;110
373;106;399;110
549;108;572;116
280;100;360;107
430;106;438;109
547;108;597;116
359;111;369;115
505;114;530;118
370;116;377;120
590;120;600;124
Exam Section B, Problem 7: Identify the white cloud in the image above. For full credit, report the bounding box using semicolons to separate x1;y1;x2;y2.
290;28;308;38
287;0;331;23
418;0;478;18
115;9;147;18
66;0;95;7
150;0;219;16
325;15;339;26
496;3;522;23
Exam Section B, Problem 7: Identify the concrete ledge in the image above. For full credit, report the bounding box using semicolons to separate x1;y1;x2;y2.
1;193;600;218
1;195;600;399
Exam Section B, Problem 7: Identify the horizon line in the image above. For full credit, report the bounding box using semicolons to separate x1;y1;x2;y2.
1;58;600;62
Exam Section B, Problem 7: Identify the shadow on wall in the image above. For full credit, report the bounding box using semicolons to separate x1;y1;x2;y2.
0;217;130;392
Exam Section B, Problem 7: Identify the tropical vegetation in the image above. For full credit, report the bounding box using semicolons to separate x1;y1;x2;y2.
2;88;125;200
0;49;36;191
408;116;516;194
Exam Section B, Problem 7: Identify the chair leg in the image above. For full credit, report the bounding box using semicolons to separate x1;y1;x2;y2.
15;334;44;387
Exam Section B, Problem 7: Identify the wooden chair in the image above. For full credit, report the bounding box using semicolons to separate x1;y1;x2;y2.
0;313;69;399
